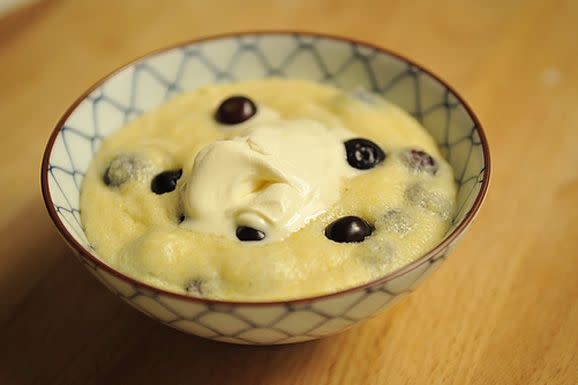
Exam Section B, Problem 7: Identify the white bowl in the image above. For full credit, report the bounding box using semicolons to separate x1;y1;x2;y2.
41;32;490;345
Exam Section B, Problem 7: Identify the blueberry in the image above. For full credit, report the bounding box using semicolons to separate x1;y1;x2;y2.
344;138;386;170
381;209;413;234
151;169;182;194
400;149;438;175
185;279;205;295
215;95;257;125
103;154;150;187
236;226;265;241
325;216;373;243
405;184;451;219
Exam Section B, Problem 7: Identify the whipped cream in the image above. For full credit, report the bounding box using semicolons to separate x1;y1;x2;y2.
181;118;355;242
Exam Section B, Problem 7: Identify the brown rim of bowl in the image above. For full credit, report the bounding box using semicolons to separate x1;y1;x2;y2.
41;30;491;307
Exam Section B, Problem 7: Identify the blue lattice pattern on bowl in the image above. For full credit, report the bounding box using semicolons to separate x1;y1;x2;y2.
42;32;489;345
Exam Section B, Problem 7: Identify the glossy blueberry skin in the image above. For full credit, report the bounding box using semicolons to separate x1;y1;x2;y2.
344;138;386;170
215;95;257;125
151;169;182;194
236;226;266;241
325;216;373;243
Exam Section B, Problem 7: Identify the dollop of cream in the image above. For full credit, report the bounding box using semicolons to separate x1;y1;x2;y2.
180;118;355;242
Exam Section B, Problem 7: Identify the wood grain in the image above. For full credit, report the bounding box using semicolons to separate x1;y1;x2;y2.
1;0;577;384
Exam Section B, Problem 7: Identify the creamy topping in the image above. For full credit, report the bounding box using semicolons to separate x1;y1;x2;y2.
180;118;355;242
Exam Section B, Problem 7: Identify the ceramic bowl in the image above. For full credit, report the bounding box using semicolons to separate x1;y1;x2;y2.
41;32;490;345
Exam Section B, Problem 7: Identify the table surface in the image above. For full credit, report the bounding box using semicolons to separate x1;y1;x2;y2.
1;1;577;384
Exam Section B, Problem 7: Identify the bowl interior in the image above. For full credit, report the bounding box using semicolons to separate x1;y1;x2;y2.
44;32;488;284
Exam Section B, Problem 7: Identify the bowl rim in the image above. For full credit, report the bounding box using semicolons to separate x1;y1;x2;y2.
41;30;491;306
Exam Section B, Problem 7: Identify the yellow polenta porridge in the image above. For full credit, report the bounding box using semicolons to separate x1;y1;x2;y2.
80;79;456;301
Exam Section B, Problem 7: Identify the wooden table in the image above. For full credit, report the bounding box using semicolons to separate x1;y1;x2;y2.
1;1;577;384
